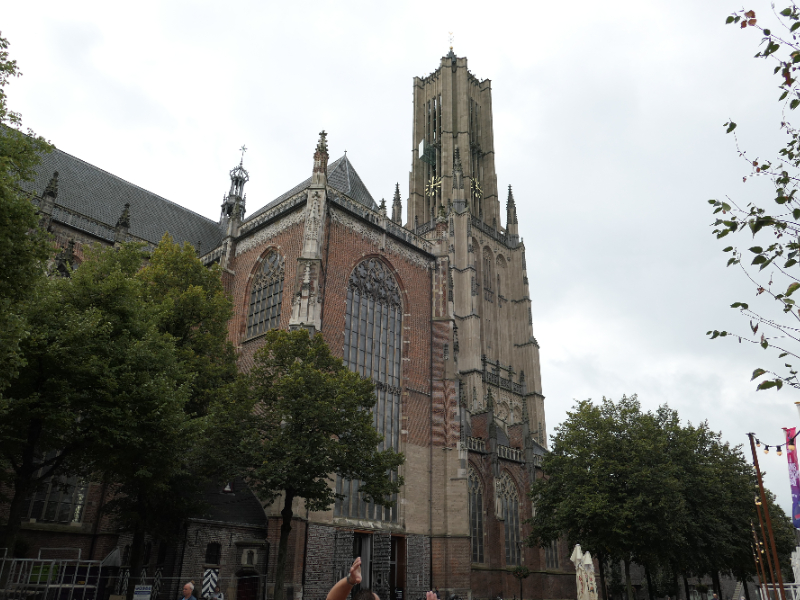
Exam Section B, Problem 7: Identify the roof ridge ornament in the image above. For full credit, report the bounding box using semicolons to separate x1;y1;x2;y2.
312;130;329;187
116;202;131;229
43;171;59;199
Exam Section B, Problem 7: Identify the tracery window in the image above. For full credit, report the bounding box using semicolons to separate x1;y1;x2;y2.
497;472;521;566
468;466;485;563
246;251;284;338
335;258;402;522
545;540;559;569
24;475;87;525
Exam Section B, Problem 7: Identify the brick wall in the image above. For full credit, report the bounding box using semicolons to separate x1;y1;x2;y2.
406;535;430;600
229;215;305;371
304;524;337;600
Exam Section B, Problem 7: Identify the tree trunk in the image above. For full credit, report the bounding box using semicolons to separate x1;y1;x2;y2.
683;575;691;600
711;572;722;600
742;575;751;600
624;559;635;600
125;520;146;600
0;474;33;557
273;490;295;600
645;566;655;600
597;553;609;600
0;418;45;555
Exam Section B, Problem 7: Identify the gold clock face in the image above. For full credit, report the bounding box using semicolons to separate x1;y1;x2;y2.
471;178;483;199
425;176;442;197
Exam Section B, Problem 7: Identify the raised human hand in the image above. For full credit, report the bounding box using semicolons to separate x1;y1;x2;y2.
347;557;362;586
426;591;437;600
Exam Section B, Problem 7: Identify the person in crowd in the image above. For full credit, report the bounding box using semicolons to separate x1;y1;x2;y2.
327;557;379;600
182;582;197;600
210;586;225;600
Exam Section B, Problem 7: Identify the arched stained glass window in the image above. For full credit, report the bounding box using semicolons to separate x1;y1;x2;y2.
468;466;485;563
335;258;402;522
497;471;521;566
246;251;284;338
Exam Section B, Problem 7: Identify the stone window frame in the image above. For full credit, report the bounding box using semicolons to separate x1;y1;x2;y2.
496;470;522;566
335;256;404;523
245;248;285;339
468;464;485;564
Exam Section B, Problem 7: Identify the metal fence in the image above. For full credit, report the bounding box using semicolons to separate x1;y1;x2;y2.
0;553;267;600
0;553;103;600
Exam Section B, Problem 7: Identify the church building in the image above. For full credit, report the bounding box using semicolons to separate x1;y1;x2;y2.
11;51;575;600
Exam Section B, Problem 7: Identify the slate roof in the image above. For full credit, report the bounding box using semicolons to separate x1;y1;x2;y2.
25;148;376;252
246;154;377;223
26;147;224;252
199;479;267;527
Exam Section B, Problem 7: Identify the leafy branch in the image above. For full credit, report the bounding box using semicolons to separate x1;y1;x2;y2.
708;5;800;391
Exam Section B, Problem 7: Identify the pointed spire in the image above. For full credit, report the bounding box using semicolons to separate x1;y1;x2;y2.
116;203;131;229
506;185;518;225
43;171;59;199
221;151;249;227
312;130;329;187
392;183;402;223
506;185;519;246
379;198;387;217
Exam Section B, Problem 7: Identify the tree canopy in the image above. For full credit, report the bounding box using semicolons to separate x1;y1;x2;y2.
527;395;793;600
0;32;52;391
0;237;240;594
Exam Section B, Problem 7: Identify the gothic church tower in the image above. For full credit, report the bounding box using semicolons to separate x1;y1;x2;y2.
408;50;546;445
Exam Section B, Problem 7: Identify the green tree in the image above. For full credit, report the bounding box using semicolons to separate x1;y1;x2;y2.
527;396;773;600
106;236;239;600
528;396;685;600
137;234;237;416
0;243;189;555
708;7;800;391
0;32;53;392
244;329;405;600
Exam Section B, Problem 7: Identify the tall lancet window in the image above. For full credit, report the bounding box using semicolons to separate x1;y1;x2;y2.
246;250;285;338
468;466;485;563
335;258;402;522
497;472;521;566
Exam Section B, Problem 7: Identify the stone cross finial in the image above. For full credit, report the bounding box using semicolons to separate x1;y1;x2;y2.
316;130;328;153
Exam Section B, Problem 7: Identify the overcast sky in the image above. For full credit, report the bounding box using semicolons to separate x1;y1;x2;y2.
6;0;800;514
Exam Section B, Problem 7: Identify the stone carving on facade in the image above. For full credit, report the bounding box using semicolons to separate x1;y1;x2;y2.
330;207;382;247
497;402;509;422
385;239;433;271
331;206;433;271
348;258;401;308
304;192;322;242
235;209;305;256
239;192;307;236
252;251;285;291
